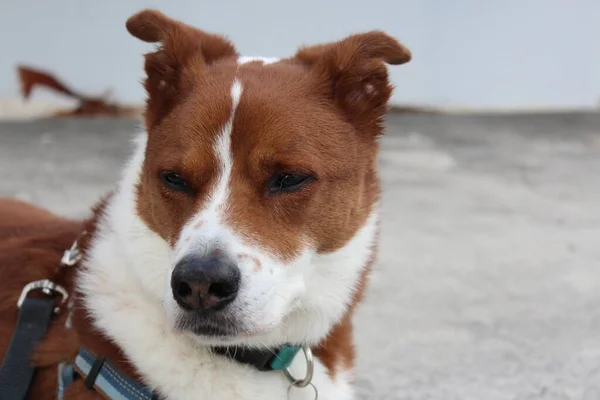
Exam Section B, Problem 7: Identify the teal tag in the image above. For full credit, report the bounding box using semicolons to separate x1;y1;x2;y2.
269;346;301;370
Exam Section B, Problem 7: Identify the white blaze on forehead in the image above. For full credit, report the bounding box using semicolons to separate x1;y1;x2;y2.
175;79;242;257
208;79;242;214
237;56;280;65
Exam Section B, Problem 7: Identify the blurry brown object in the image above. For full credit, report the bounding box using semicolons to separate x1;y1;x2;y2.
17;65;140;118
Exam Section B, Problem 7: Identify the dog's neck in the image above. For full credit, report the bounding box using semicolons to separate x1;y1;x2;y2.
70;133;378;399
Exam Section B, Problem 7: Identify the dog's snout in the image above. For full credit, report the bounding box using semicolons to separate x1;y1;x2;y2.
171;255;240;311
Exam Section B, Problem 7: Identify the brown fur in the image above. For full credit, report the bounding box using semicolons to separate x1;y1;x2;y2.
0;8;410;398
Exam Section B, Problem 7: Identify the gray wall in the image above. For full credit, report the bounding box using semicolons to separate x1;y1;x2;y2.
1;0;598;109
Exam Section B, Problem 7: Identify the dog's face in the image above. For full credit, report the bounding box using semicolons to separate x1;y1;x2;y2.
126;10;410;346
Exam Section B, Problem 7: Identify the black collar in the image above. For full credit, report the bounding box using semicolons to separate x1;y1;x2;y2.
212;345;302;371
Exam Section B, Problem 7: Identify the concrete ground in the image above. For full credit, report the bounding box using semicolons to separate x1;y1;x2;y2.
1;113;599;399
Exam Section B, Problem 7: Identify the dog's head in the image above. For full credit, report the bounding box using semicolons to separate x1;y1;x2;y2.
125;9;411;347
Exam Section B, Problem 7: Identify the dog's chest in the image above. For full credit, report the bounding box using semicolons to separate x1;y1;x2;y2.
154;358;353;400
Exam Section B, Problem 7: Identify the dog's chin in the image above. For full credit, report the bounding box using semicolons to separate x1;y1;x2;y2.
172;310;283;347
188;324;239;338
175;312;240;340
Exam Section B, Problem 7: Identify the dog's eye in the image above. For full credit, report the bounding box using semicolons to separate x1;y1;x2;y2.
268;173;314;195
161;172;191;192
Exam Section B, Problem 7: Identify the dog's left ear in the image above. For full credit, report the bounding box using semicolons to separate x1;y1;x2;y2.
126;9;237;66
295;31;411;135
126;9;237;127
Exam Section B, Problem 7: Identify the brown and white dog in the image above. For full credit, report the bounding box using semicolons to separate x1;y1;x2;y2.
0;9;411;400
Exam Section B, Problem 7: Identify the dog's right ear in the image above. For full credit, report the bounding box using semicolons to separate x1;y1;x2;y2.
126;9;237;126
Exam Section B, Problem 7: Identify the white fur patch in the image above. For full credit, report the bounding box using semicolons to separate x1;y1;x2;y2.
78;76;376;398
238;56;281;65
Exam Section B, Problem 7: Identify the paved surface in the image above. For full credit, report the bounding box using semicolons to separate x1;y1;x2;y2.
1;114;599;399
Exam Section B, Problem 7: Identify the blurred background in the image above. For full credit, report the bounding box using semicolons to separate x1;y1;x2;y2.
1;1;599;399
1;0;599;114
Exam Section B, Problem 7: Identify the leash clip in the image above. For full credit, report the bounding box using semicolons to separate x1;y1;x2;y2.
17;279;69;314
61;239;82;267
284;346;318;399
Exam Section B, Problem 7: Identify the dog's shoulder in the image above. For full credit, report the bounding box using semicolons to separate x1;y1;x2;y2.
0;198;83;288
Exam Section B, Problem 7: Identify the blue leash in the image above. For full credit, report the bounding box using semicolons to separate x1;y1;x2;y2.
58;348;156;400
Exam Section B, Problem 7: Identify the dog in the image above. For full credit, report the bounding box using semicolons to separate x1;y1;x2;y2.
0;9;411;400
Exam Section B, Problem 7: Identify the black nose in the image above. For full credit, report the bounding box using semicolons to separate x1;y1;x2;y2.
171;255;240;311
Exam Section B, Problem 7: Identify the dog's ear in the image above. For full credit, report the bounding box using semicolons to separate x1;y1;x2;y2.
295;31;411;135
126;9;237;126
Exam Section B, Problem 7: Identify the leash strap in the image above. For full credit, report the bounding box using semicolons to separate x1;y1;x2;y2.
0;298;55;400
70;348;156;400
